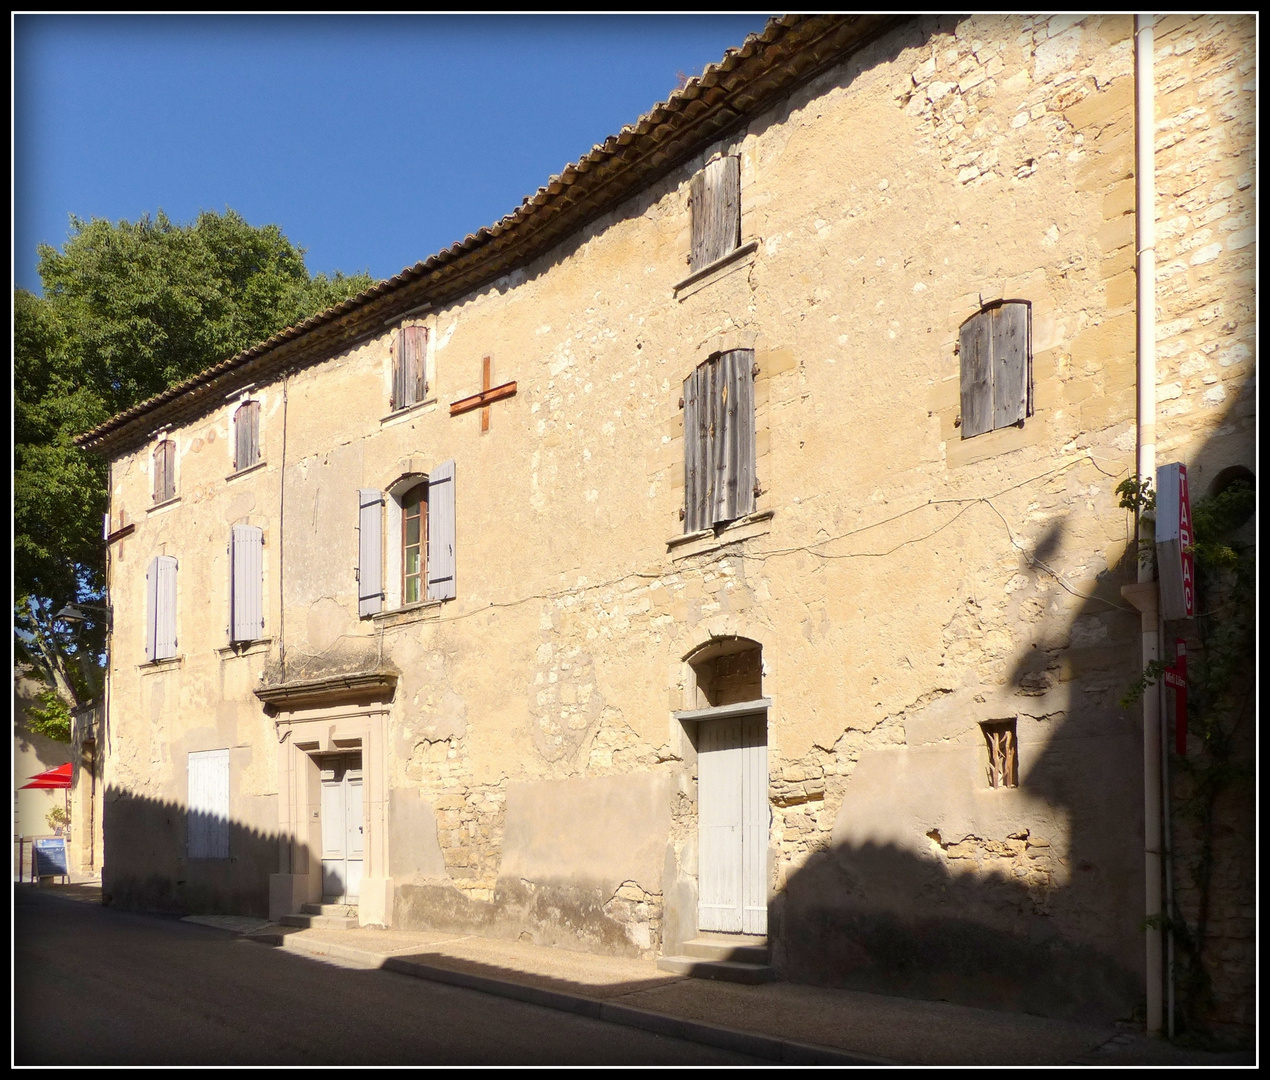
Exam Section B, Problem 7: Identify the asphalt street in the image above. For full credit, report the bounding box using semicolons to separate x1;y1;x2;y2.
14;888;762;1065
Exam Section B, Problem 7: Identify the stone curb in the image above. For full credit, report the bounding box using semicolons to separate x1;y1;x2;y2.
262;931;894;1066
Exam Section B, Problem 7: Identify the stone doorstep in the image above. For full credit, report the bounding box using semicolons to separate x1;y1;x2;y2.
301;902;359;918
655;955;777;984
681;934;771;965
278;911;359;930
243;927;884;1066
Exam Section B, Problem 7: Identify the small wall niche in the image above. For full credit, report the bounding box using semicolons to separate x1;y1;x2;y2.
686;637;763;709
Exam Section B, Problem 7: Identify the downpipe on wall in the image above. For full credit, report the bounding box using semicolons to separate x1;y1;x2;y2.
1121;12;1164;1036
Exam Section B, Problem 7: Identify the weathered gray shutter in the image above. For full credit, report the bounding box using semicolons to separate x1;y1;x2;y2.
230;524;264;642
992;302;1030;429
358;489;383;617
155;555;178;659
145;557;160;661
959;310;993;439
427;461;456;601
691;155;741;270
683;365;706;532
719;349;755;523
188;749;230;859
235;401;259;470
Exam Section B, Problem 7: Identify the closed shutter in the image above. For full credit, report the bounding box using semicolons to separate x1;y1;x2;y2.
992;302;1030;429
358;489;383;617
959;310;993;439
717;349;755;524
230;524;264;643
155;440;175;503
691;155;741;270
188;749;230;859
427;460;456;601
396;325;427;407
154;555;178;659
235;401;259;470
144;558;160;662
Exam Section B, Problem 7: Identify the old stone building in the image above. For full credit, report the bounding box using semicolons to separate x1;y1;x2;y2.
77;15;1254;1032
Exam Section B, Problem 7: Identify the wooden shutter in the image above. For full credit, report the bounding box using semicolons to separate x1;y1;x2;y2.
717;349;755;524
358;489;383;617
154;440;175;503
145;557;160;662
683;365;706;532
235;401;259;470
188;749;230;859
230;524;264;643
397;325;428;407
154;555;178;659
992;302;1030;429
959;310;993;439
427;461;456;601
691;155;741;270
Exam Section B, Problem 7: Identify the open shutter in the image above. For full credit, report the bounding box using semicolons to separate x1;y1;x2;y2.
427;461;456;601
230;525;264;642
992;302;1030;429
959;310;993;439
683;365;706;532
155;555;178;659
145;557;160;661
188;749;230;859
358;489;383;617
691;155;741;270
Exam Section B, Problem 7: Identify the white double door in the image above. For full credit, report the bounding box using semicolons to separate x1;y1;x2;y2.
697;713;768;935
320;753;364;903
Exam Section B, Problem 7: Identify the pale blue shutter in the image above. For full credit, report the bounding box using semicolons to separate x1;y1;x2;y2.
427;461;456;601
358;489;383;617
230;525;264;642
155;555;178;659
145;558;160;661
188;749;230;859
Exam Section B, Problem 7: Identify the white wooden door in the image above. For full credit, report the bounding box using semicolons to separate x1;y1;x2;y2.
320;754;363;902
697;713;768;934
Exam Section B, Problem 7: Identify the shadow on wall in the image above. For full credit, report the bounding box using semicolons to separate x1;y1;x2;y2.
102;787;294;919
771;397;1256;1028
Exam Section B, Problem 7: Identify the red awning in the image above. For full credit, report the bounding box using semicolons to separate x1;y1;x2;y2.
19;762;73;789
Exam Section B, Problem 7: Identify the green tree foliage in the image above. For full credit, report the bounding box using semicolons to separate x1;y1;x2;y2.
15;209;376;714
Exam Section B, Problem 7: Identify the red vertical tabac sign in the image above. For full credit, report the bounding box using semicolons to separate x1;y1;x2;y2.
1156;462;1195;620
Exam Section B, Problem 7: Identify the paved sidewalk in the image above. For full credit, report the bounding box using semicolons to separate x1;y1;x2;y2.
191;919;1252;1066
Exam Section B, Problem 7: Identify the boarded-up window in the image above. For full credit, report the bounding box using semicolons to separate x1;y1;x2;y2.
690;155;741;271
153;440;176;503
959;302;1032;439
145;555;178;662
188;749;230;859
229;524;264;643
982;720;1018;789
392;325;429;410
234;400;260;471
683;350;755;533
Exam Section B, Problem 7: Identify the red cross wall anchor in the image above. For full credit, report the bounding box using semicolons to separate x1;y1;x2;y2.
450;356;516;433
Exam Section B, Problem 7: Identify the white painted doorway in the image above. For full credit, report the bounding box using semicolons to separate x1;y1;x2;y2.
319;753;363;903
697;712;768;935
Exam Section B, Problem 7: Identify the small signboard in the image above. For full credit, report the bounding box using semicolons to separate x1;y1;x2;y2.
33;837;69;879
1155;462;1195;620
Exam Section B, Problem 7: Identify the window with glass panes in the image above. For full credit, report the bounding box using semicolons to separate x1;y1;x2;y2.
402;483;428;605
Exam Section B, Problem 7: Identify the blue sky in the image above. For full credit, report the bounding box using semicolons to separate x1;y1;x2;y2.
15;14;772;294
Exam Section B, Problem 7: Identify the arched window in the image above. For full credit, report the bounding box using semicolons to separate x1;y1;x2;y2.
401;482;428;606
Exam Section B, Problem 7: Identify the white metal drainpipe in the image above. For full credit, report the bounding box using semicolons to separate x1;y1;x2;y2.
1123;12;1164;1036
